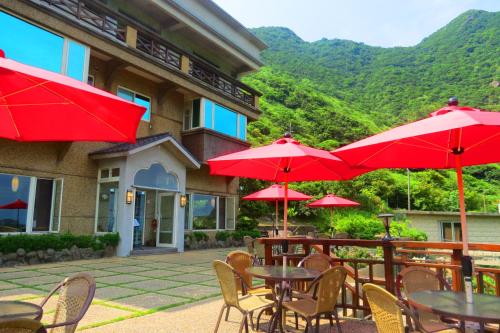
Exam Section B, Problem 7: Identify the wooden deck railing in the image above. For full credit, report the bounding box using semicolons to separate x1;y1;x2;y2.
258;238;500;317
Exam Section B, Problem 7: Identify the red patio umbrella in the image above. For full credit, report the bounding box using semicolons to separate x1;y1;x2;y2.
208;134;369;235
307;194;359;236
243;184;312;236
0;199;28;230
0;49;145;143
333;98;500;302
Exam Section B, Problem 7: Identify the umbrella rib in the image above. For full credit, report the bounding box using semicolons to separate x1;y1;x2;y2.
1;102;72;107
465;130;500;153
21;77;129;140
0;81;50;99
0;96;21;139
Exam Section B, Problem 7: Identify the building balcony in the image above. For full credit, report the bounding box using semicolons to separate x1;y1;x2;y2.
181;128;250;163
27;0;261;109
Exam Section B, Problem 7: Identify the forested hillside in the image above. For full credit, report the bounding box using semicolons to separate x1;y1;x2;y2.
239;9;499;221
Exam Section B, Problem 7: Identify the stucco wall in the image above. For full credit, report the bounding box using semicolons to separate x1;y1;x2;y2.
404;211;500;243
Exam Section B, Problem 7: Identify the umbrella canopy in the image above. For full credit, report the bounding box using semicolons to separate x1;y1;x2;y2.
209;134;369;235
307;194;360;208
243;184;312;201
0;50;145;143
333;99;500;303
0;199;28;209
244;184;311;236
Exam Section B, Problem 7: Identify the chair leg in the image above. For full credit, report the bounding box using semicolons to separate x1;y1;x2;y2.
238;314;246;333
225;306;231;321
333;310;342;333
248;311;255;330
295;312;299;329
244;315;249;333
214;305;226;333
315;315;320;333
305;318;312;333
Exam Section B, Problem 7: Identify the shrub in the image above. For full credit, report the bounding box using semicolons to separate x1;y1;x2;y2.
390;221;428;241
215;231;231;242
236;215;259;231
192;231;209;242
0;233;120;253
231;229;261;241
335;213;385;240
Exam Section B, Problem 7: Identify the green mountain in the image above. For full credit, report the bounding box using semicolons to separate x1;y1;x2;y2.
240;10;500;218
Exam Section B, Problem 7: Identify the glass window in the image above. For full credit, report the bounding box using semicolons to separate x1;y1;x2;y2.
33;179;53;232
184;194;191;230
214;104;238;137
204;99;214;128
0;174;30;232
218;197;226;230
192;194;217;230
111;168;120;178
226;197;236;230
117;87;151;122
441;222;462;242
192;99;201;128
0;11;88;81
96;182;119;232
50;179;63;232
238;115;247;141
134;163;179;191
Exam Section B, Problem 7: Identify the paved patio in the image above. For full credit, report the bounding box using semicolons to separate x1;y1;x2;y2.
0;248;375;332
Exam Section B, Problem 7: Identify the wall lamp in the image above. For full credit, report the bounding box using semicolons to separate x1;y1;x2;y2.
378;213;394;241
180;194;188;207
126;189;134;205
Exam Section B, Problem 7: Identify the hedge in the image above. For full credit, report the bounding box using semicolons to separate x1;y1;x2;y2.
0;233;120;253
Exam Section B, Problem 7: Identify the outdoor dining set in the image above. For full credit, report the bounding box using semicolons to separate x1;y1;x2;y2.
212;241;500;333
0;273;95;332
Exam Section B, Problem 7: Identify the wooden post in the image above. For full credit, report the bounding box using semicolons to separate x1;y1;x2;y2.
180;55;190;73
125;26;137;48
383;242;395;293
253;95;259;108
451;249;463;291
322;240;330;256
264;240;273;266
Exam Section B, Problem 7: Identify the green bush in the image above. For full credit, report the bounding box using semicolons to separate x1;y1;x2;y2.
215;231;231;242
231;229;261;241
0;233;120;253
390;221;428;241
192;231;209;242
236;215;259;231
335;213;385;240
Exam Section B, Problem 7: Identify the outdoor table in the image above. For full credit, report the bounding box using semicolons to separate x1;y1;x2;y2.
408;290;500;333
0;300;43;320
246;266;320;333
272;253;306;266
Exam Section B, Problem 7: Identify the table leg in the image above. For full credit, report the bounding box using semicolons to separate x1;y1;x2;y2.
268;282;287;333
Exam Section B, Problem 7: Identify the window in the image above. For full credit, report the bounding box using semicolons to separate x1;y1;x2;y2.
183;98;247;141
117;87;151;122
87;75;95;86
95;168;120;233
0;11;89;81
0;173;63;233
441;222;462;242
184;194;236;231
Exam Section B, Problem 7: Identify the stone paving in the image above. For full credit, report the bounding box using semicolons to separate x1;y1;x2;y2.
0;248;376;332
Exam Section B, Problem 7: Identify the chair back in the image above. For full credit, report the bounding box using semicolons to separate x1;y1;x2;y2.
254;240;265;259
213;260;240;308
297;253;335;291
243;236;254;254
315;266;347;314
226;250;254;291
41;273;96;333
363;283;406;333
0;319;46;333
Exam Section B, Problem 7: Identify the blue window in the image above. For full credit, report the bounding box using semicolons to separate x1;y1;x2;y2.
204;99;214;128
214;103;238;137
117;87;151;122
0;11;88;81
238;114;247;141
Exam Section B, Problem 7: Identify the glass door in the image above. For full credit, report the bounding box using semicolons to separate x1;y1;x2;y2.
157;193;175;247
133;191;146;248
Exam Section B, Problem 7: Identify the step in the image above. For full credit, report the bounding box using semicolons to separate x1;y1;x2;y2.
131;247;178;256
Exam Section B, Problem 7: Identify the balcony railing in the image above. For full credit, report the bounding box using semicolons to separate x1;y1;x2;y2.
259;238;500;318
30;0;259;108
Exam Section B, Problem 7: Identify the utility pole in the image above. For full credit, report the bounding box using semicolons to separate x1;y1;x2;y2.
407;168;411;211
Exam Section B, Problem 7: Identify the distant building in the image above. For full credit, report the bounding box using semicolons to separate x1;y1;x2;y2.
0;0;266;256
397;210;500;244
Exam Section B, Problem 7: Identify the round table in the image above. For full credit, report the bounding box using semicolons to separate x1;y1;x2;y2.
247;266;320;333
409;291;500;332
0;300;43;320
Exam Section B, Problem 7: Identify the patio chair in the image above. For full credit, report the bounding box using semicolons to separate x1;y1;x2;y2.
0;319;47;333
40;273;96;333
396;266;459;332
292;253;336;299
362;283;459;333
283;266;347;333
243;236;254;255
212;260;274;333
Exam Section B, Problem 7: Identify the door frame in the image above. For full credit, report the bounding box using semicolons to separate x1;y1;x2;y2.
156;191;177;247
133;190;147;247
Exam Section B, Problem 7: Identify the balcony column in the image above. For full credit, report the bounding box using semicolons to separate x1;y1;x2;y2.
125;26;137;48
253;95;260;108
180;55;190;73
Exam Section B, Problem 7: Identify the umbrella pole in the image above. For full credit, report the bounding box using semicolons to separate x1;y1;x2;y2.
275;200;278;237
284;179;288;237
330;208;334;237
455;154;473;303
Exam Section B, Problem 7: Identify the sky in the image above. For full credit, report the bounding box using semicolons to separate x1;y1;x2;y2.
213;0;500;47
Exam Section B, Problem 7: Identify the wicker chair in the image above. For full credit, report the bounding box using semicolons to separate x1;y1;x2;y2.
0;319;46;333
293;253;336;299
243;236;254;255
283;266;347;333
213;260;274;333
363;283;459;333
226;250;273;296
40;273;96;333
396;266;459;333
